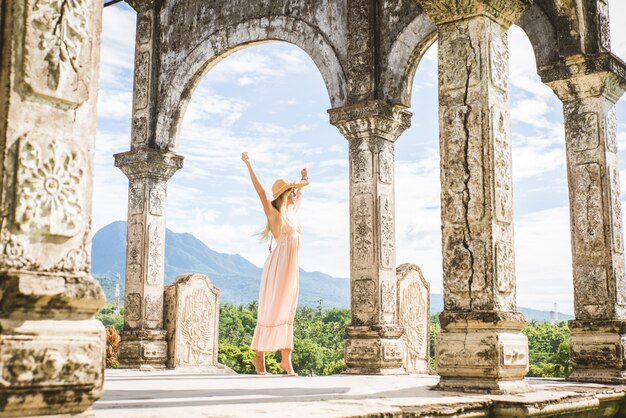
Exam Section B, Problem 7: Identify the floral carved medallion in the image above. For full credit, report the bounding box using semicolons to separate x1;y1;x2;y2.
15;138;84;238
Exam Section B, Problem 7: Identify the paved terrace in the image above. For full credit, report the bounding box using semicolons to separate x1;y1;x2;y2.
93;370;626;417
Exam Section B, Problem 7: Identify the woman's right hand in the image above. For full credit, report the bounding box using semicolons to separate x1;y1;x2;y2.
241;152;250;165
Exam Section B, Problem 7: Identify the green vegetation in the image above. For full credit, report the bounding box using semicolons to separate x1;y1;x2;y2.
96;304;124;332
95;303;570;377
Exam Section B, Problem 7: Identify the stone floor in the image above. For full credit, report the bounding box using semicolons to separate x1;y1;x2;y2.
92;370;626;417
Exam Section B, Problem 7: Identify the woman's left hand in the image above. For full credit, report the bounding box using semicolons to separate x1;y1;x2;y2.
301;167;308;179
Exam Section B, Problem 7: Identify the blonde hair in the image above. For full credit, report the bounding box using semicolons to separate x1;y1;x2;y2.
259;189;290;241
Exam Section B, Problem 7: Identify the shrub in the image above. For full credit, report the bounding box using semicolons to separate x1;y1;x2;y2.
105;326;121;368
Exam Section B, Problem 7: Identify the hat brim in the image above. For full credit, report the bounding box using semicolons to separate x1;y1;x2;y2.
272;179;309;200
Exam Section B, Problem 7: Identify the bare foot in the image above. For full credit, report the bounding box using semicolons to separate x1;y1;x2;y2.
279;359;298;376
252;354;268;375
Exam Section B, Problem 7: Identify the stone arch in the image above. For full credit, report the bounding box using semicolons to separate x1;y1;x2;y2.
381;13;437;108
517;3;560;69
155;17;348;150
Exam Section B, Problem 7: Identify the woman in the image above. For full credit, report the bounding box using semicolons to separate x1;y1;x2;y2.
241;152;309;376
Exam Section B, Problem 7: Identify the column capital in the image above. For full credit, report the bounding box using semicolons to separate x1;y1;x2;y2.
114;148;183;181
328;100;411;143
541;54;626;103
125;0;161;13
416;0;531;28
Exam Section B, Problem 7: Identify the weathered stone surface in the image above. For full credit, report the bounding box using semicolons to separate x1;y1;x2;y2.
0;0;105;415
164;274;220;369
330;100;409;374
397;263;429;374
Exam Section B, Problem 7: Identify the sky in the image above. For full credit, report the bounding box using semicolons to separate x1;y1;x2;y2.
95;3;626;315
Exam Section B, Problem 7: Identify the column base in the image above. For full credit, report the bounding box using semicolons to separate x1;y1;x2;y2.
118;329;167;369
435;377;531;394
344;325;407;375
0;318;105;417
568;320;626;384
435;311;530;394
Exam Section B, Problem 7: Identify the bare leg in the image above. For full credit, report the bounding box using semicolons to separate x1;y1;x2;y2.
279;349;298;376
252;351;268;375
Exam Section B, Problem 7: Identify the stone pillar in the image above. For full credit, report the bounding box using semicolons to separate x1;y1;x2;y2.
329;100;410;374
0;0;106;416
542;56;626;383
415;0;531;393
114;148;183;369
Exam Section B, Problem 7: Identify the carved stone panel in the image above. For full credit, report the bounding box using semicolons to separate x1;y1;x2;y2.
346;339;379;361
134;51;151;111
136;15;152;45
144;293;162;322
572;163;605;254
132;115;148;146
500;342;528;367
164;274;220;368
567;112;599;152
397;264;429;374
380;280;395;315
606;108;617;153
22;0;92;105
574;265;608;307
346;0;373;97
492;106;512;225
352;194;374;269
127;219;144;283
125;293;141;322
379;195;394;269
146;223;164;286
350;139;373;183
149;182;165;216
441;105;484;224
352;278;376;324
490;31;508;92
615;263;626;307
609;167;624;254
439;23;481;91
383;341;404;361
378;141;393;184
15;137;84;238
495;240;514;294
129;182;145;215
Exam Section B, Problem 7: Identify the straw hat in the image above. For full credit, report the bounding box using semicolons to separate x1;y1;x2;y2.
271;178;308;200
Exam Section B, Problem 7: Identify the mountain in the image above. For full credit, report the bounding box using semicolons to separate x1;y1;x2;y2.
91;221;350;308
91;221;573;321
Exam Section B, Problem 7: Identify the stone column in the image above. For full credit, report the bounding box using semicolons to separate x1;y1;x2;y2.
0;0;106;416
114;149;183;369
542;56;626;383
415;0;531;393
329;100;410;374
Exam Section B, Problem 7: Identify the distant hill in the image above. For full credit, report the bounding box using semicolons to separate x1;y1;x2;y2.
91;221;573;321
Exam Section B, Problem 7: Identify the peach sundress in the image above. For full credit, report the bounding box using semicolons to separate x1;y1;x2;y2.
250;194;303;352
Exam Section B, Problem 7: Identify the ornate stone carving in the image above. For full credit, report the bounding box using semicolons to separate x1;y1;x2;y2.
134;52;151;111
501;342;528;367
23;0;91;105
137;15;152;45
574;265;608;306
149;183;165;216
416;0;530;27
353;194;374;269
598;0;611;51
346;0;373;97
441;105;484;224
350;141;372;183
615;263;626;306
132;115;148;146
129;182;145;214
490;31;508;91
609;167;624;254
383;342;403;361
147;224;163;285
352;278;376;324
126;293;141;322
380;280;395;315
15;138;84;238
378;141;393;184
0;223;39;270
181;290;214;363
567;112;599;152
492;106;512;225
495;240;513;293
572;163;604;253
346;339;379;361
127;219;144;283
144;294;162;321
329;101;411;143
606;107;617;153
397;264;429;373
379;195;394;269
439;24;480;91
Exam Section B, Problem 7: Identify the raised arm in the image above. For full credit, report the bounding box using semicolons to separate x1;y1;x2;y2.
242;152;271;217
294;166;308;213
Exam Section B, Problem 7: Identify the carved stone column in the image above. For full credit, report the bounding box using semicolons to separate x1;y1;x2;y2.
114;148;183;369
542;55;626;383
329;100;410;374
0;1;106;416
415;0;532;393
